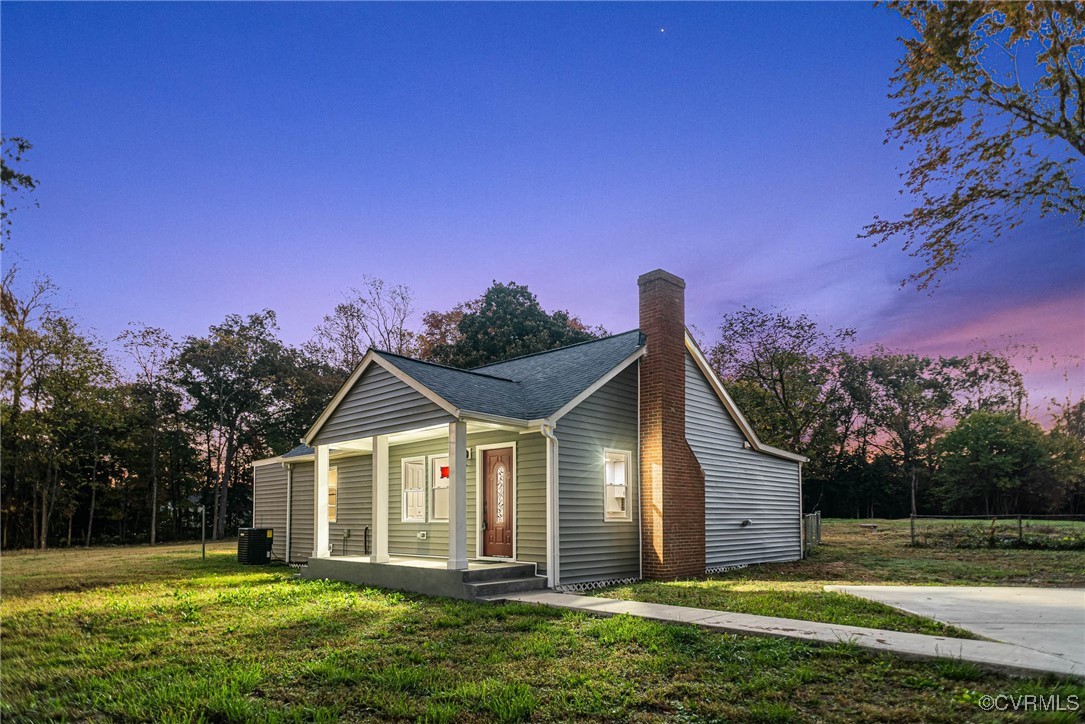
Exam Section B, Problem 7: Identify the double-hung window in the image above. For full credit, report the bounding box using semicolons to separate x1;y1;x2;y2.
402;458;426;522
327;467;339;523
604;450;632;521
430;455;449;522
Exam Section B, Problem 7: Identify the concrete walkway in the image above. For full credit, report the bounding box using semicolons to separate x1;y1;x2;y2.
496;591;1083;679
826;585;1085;669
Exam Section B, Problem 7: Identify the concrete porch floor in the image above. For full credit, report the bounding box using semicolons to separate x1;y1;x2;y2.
301;555;547;600
330;555;524;571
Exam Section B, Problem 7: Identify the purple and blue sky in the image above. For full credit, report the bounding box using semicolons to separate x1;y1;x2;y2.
3;2;1082;414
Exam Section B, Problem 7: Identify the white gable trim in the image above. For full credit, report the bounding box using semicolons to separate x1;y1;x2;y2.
548;345;647;424
302;351;460;446
684;332;808;464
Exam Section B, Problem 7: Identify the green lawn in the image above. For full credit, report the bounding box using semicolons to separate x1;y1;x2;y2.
595;519;1085;639
2;540;1081;722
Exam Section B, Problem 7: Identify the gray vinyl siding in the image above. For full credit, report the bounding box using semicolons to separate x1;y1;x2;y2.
556;363;640;586
514;434;547;571
289;462;315;563
330;454;372;557
313;364;455;446
685;353;802;567
383;430;546;572
253;464;288;561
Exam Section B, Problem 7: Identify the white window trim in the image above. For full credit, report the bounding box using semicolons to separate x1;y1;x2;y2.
401;456;427;523
427;453;450;523
474;442;517;561
327;466;339;523
603;448;633;523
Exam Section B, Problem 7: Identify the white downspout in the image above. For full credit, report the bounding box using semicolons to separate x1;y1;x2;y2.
798;462;805;559
637;359;643;580
542;423;560;588
284;462;293;563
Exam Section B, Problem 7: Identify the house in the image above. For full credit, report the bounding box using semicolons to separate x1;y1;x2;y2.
251;269;806;598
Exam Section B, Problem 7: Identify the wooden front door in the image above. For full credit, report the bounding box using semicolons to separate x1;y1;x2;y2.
482;447;514;558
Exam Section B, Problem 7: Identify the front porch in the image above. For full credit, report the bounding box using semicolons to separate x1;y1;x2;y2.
302;555;547;600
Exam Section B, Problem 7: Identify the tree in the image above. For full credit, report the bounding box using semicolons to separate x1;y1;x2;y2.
1;136;39;247
417;299;480;362
173;310;285;539
28;316;115;549
0;266;57;547
941;348;1027;417
862;349;956;514
933;410;1055;514
118;324;175;545
708;307;859;466
264;346;342;455
1050;398;1085;513
422;282;602;368
308;276;418;374
863;2;1085;289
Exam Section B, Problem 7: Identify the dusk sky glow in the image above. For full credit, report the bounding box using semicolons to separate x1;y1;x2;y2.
3;2;1082;414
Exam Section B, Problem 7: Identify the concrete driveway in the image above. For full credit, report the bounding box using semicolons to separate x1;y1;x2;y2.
826;585;1085;667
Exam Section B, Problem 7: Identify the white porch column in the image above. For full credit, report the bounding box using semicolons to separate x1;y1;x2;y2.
314;444;330;558
447;420;468;570
371;435;390;563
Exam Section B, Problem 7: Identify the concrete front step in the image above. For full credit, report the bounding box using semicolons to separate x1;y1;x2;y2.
462;563;538;583
465;576;548;598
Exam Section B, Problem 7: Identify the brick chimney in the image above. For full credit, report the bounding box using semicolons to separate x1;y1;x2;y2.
638;269;705;580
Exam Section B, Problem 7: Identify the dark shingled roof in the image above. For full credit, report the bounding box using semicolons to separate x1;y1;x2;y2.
378;329;645;421
282;444;314;458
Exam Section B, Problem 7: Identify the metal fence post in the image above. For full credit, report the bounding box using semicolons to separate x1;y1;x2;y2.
1018;514;1023;542
201;505;206;560
910;514;916;546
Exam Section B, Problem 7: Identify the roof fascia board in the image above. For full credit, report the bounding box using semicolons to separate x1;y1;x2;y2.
457;410;531;427
252;456;285;468
302;350;461;446
684;332;808;464
548;345;648;424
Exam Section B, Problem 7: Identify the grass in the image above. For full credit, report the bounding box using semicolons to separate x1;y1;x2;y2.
594;518;1085;638
2;539;1082;722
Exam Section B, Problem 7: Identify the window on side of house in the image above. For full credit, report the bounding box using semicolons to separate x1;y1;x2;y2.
604;449;632;521
328;466;339;523
430;455;449;522
402;458;426;522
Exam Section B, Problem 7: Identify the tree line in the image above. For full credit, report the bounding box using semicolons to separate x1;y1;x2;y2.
0;266;603;549
4;263;1082;551
710;307;1085;518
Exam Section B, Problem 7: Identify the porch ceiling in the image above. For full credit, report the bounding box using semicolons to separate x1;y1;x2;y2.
324;421;527;456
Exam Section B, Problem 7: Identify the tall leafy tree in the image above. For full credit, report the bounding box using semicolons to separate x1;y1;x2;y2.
173;310;285;539
308;276;418;374
422;282;602;368
0;266;57;547
1;136;39;248
118;324;175;545
862;349;956;514
27;316;115;549
864;2;1085;289
708;307;859;468
933;410;1057;514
